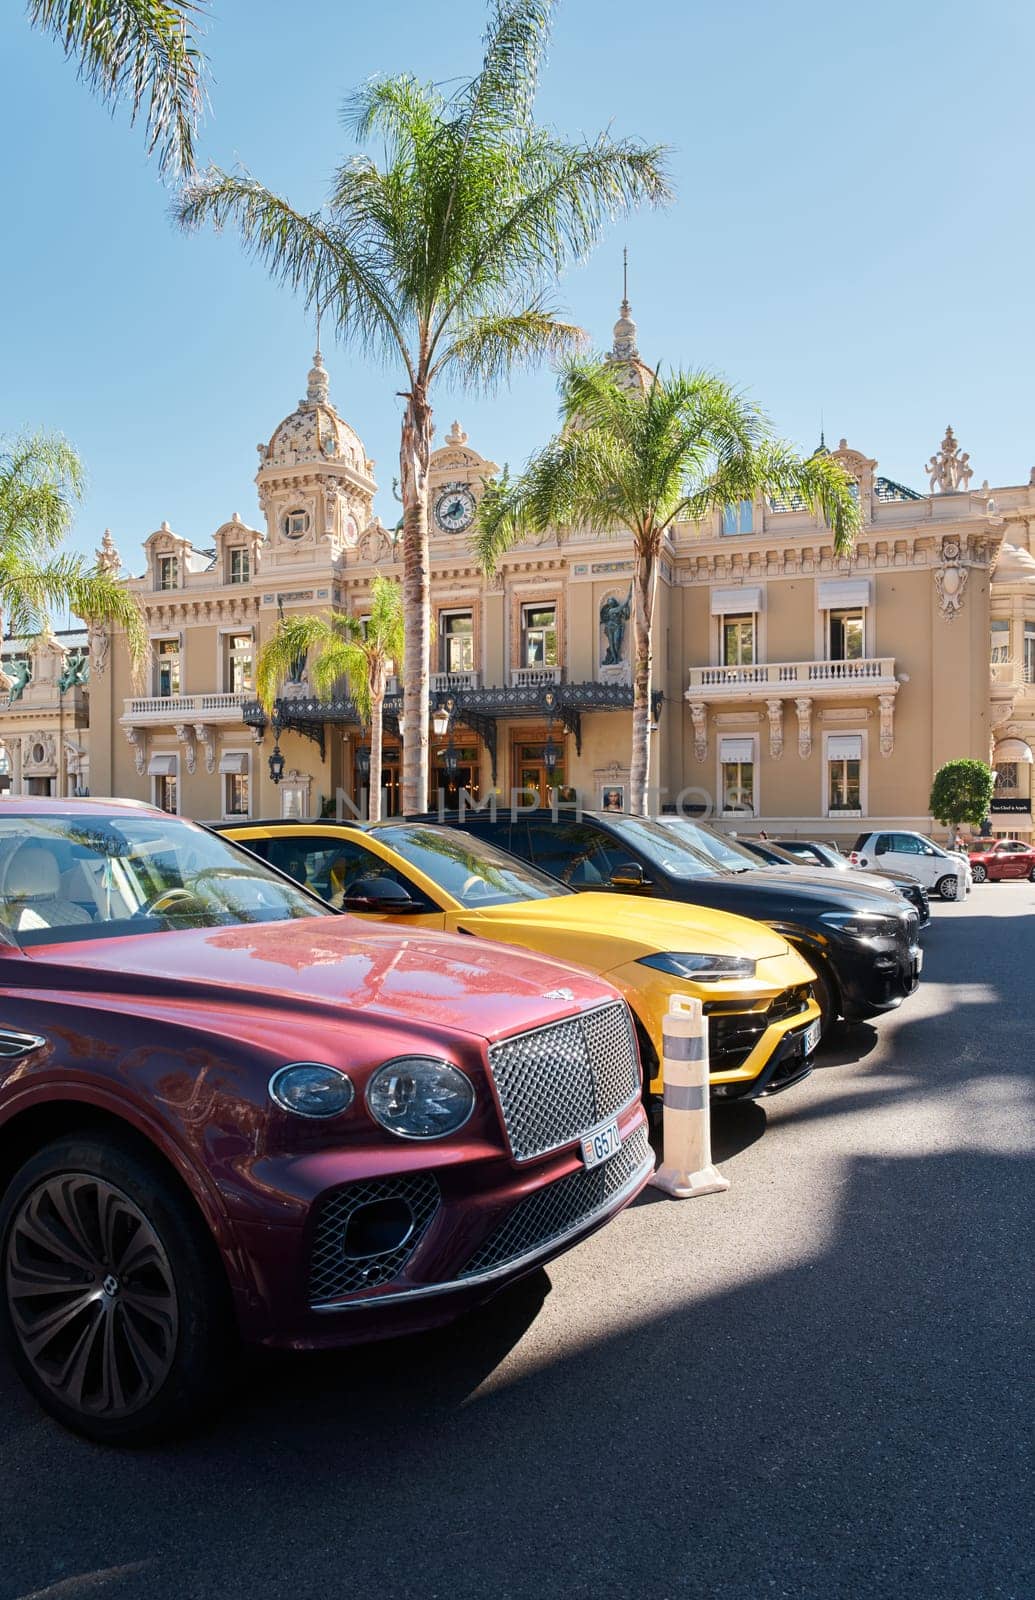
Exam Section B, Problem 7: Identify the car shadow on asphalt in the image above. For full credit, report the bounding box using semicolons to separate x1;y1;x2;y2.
2;1146;1028;1600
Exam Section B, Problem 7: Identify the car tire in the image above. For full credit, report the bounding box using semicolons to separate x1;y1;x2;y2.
0;1133;233;1445
971;864;987;883
808;958;839;1037
936;874;959;901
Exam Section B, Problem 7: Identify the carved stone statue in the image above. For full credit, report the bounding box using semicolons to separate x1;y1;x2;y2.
7;659;32;706
87;619;110;676
925;426;973;494
600;585;633;667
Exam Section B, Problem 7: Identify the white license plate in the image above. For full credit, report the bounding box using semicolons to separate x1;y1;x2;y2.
581;1120;621;1169
802;1019;822;1056
914;948;924;974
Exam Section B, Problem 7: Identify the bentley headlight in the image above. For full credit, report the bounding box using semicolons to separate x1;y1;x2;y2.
366;1057;475;1139
269;1062;355;1118
819;911;901;939
637;952;757;981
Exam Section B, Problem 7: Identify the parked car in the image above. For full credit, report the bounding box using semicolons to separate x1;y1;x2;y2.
736;834;931;925
0;801;652;1441
412;809;923;1037
218;818;823;1104
850;830;972;900
966;838;1035;883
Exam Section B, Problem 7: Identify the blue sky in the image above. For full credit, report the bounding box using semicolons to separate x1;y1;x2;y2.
3;0;1033;576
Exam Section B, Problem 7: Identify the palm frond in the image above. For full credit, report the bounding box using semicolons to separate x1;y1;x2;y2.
28;0;207;177
432;304;586;390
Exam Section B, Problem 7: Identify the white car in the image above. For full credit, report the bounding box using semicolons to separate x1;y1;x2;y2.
850;831;971;901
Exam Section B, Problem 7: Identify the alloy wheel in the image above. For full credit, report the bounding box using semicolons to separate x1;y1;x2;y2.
4;1173;179;1421
972;864;987;883
937;875;959;901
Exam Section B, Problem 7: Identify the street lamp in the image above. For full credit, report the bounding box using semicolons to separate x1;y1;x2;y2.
355;745;371;781
267;706;285;785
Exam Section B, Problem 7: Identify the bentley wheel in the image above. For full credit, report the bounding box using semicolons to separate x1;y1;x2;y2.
936;875;959;901
1;1135;231;1443
971;864;987;883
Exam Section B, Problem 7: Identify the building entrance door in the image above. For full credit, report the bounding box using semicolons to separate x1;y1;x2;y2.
512;739;568;806
432;746;480;809
355;745;402;817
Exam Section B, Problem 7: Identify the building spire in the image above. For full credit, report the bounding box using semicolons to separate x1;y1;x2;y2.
612;248;638;361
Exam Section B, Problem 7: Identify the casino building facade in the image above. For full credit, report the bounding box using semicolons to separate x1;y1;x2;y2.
6;300;1035;841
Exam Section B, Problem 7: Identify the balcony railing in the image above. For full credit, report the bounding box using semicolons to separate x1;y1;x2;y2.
121;692;250;722
511;665;562;688
687;657;897;696
430;670;480;693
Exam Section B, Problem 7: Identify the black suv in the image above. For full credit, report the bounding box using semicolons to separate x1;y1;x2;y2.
424;808;922;1038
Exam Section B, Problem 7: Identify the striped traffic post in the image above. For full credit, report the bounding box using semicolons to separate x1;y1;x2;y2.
650;993;730;1200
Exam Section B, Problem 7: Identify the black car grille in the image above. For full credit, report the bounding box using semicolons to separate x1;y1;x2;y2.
486;1001;640;1162
309;1172;441;1305
705;986;812;1072
459;1124;651;1279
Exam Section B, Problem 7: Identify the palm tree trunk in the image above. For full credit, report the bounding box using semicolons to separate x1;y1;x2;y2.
399;385;432;814
629;539;659;817
368;662;384;825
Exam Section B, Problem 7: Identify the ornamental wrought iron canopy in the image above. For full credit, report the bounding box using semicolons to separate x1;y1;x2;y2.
243;680;664;787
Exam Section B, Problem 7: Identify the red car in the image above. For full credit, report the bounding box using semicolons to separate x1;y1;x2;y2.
967;838;1035;883
0;800;650;1442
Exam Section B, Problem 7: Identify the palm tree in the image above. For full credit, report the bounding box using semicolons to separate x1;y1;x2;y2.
0;430;146;673
27;0;207;177
475;359;861;816
256;574;404;823
175;0;670;812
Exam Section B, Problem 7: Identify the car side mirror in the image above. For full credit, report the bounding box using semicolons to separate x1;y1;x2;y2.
341;876;425;914
609;861;652;890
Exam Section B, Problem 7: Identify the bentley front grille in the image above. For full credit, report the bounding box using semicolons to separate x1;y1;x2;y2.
487;1000;640;1162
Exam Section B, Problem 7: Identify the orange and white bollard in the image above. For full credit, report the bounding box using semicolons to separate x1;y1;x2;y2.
650;993;730;1200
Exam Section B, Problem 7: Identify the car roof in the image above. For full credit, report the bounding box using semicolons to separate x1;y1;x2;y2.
0;796;166;818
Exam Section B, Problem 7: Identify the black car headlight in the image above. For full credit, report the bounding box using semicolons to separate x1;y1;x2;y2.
366;1057;476;1139
637;952;757;981
819;911;902;940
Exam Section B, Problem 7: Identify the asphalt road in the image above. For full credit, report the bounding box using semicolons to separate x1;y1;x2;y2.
2;885;1032;1600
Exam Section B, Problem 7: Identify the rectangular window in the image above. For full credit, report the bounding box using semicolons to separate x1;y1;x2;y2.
722;615;755;667
225;632;254;694
1023;624;1035;683
522;605;558;667
439;611;474;673
153;775;178;813
719;736;755;814
827;734;863;814
228;547;250;584
829;609;864;661
991;618;1010;664
721;500;754;536
219;752;251;818
157;555;178;591
153;638;181;698
995;762;1019;795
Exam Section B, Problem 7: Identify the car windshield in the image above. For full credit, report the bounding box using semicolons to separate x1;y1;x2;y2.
376;823;570;907
0;813;329;947
655;817;754;873
597;815;720;880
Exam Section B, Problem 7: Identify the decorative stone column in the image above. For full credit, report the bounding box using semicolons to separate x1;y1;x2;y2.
794;697;813;759
878;692;896;757
124;726;146;776
765;697;784;759
175;724;198;775
689;701;708;762
194;723;216;774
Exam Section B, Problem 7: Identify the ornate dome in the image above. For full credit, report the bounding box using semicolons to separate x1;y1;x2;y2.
992;542;1035;583
263;349;368;473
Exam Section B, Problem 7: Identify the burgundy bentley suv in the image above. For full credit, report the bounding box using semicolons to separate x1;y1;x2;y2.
0;801;651;1442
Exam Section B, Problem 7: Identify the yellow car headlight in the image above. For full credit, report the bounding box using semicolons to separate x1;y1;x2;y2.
637;953;757;981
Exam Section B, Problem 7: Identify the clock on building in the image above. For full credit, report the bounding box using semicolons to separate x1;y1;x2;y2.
433;483;476;533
